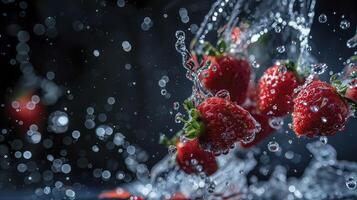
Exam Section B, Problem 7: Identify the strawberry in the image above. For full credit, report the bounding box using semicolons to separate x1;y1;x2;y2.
7;90;46;132
240;105;275;148
181;97;259;154
292;80;350;137
258;61;302;117
199;55;251;104
176;139;218;175
346;85;357;103
98;188;144;200
168;192;188;200
231;27;241;44
240;88;276;148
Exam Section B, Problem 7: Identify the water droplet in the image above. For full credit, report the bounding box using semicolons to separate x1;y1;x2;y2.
347;33;357;48
310;105;319;113
191;159;198;165
321;117;327;123
116;0;125;7
269;117;284;129
268;141;280;152
175;112;183;123
122;41;132;52
276;45;285;53
311;63;328;75
340;20;350;30
319;136;328;144
215;90;230;100
168;145;177;155
274;26;281;33
158;79;166;87
175;30;185;40
318;14;327;23
346;177;356;190
93;50;100;57
173;102;180;110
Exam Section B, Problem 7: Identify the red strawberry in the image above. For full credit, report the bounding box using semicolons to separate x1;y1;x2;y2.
168;192;188;200
240;105;275;148
258;61;301;117
98;188;144;200
240;88;276;148
292;80;350;137
231;27;241;44
199;55;251;104
346;86;357;103
7;90;46;132
181;97;259;154
176;139;218;175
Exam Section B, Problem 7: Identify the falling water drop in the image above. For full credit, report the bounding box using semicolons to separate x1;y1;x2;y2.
318;14;327;23
268;141;280;152
340;20;350;30
346;177;357;190
319;136;328;144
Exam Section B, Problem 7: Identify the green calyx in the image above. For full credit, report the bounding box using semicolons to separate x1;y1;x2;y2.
280;60;304;81
330;74;348;94
181;100;205;139
350;55;357;62
159;100;205;147
202;39;228;57
330;74;357;111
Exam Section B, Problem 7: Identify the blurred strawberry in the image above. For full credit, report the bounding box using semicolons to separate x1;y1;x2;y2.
240;88;276;148
98;188;143;200
7;90;46;132
199;55;251;104
167;192;188;200
176;139;218;176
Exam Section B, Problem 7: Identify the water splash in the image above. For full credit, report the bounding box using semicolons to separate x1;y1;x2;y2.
116;141;357;199
101;0;356;199
347;28;357;48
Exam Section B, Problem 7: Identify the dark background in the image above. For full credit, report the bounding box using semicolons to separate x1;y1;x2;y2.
0;0;356;197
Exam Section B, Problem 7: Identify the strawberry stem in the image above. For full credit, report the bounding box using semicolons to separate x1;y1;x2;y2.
330;74;357;112
203;42;221;57
280;60;304;82
160;100;205;146
330;74;348;94
182;100;205;139
216;38;227;54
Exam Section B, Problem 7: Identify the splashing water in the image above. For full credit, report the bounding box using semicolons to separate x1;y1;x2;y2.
105;0;357;199
117;141;357;199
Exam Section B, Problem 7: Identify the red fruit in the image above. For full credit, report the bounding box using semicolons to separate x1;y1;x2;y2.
98;188;144;200
258;62;301;117
176;139;218;176
345;86;357;103
168;192;188;200
199;55;251;104
292;80;350;137
239;87;276;148
240;105;275;148
196;97;259;153
7;91;46;131
231;27;241;44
